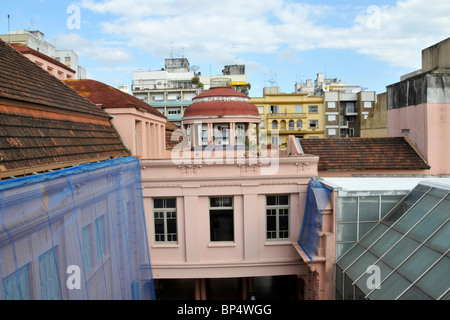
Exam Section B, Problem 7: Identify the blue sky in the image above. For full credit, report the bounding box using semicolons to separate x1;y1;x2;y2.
1;0;449;97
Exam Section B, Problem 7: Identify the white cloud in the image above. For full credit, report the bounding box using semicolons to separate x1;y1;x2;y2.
78;0;450;70
55;33;134;64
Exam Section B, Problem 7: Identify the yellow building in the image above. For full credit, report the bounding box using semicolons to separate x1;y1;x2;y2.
250;87;325;147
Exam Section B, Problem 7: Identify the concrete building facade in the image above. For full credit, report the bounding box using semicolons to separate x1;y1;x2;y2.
251;87;325;147
0;29;87;79
132;58;202;127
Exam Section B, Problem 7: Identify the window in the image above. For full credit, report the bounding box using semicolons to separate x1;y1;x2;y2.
364;101;372;109
210;197;234;242
95;216;105;260
328;114;336;122
288;120;295;130
346;103;355;113
309;120;319;128
270;136;281;145
2;264;31;300
297;120;303;129
257;106;264;114
82;225;92;272
308;105;318;113
328;128;337;136
153;198;177;243
295;105;303;113
39;248;59;300
327;102;336;109
266;195;290;240
270;105;279;114
168;109;181;115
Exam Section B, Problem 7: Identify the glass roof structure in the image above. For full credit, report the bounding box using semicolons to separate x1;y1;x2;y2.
335;182;450;300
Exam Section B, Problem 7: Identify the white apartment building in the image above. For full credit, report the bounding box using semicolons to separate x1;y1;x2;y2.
0;29;87;79
132;58;201;127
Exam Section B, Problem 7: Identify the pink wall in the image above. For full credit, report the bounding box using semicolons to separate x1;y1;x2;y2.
106;108;166;159
388;103;450;174
139;149;337;299
23;53;75;80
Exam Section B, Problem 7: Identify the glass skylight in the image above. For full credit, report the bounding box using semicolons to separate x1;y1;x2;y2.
336;183;450;300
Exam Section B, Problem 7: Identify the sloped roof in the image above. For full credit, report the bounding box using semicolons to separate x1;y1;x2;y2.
336;182;450;300
299;137;430;171
0;40;107;119
0;40;129;177
184;87;260;118
64;79;167;119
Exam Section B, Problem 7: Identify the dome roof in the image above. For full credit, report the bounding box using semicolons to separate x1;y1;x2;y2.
183;87;260;118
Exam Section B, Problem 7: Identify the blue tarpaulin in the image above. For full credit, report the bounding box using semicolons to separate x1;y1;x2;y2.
298;177;332;263
0;157;154;300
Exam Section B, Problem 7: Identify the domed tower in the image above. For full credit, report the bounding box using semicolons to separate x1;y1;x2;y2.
182;86;261;148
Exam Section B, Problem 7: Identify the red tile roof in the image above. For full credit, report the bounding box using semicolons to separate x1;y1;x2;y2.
0;40;129;177
184;87;260;118
184;101;261;117
299;137;430;171
64;79;167;119
0;40;108;119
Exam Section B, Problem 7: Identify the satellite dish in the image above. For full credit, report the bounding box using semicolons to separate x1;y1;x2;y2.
190;65;200;72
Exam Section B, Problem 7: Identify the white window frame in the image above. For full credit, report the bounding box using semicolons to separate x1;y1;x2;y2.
309;120;319;128
266;195;290;241
209;197;234;242
153;198;178;244
308;105;319;113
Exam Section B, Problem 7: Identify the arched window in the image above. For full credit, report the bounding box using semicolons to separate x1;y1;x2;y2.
297;120;303;129
289;120;295;130
272;120;278;129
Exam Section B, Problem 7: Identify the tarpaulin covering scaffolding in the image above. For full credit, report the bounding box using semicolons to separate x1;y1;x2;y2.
298;177;332;263
0;157;154;300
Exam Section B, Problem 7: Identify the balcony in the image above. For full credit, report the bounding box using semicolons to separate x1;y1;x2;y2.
343;107;358;116
266;113;307;119
269;128;325;135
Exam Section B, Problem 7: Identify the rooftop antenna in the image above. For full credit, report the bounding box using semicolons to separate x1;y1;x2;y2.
268;71;278;87
7;14;11;43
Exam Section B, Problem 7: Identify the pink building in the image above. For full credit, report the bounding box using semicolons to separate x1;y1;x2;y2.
10;43;76;81
64;79;168;159
386;38;450;175
140;86;336;300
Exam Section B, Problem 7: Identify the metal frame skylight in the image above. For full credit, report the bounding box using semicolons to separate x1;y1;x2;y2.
336;183;450;300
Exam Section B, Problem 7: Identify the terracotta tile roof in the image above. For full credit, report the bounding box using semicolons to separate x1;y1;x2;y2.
0;106;129;172
64;79;167;119
0;40;108;119
184;101;261;118
165;122;185;150
299;137;430;171
0;40;130;176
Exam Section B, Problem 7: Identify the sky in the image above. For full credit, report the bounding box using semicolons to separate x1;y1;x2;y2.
1;0;449;97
